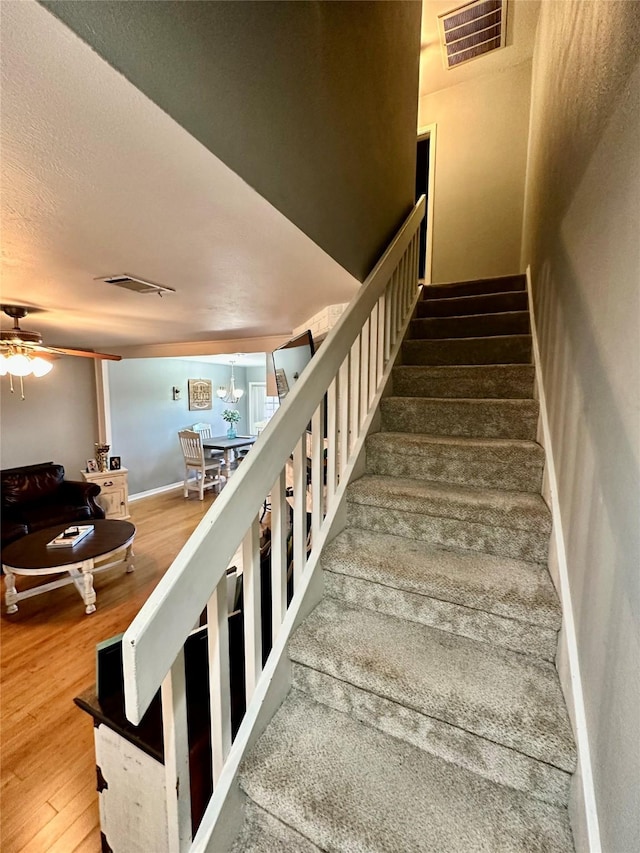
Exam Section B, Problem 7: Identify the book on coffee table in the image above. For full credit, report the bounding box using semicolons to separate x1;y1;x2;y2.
47;525;94;548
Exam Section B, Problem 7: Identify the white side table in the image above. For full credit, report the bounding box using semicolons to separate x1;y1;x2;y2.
82;468;130;519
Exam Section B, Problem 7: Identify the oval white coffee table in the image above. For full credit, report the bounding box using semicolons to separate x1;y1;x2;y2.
2;520;136;615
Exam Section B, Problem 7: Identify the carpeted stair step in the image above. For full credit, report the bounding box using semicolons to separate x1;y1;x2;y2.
323;528;560;660
392;364;535;399
239;691;574;851
291;598;575;798
367;432;544;491
410;311;530;340
232;801;323;852
380;396;539;440
402;334;532;365
346;475;551;562
422;274;526;300
416;289;529;318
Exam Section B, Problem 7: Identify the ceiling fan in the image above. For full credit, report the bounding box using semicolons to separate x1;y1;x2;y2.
1;304;121;362
1;304;121;395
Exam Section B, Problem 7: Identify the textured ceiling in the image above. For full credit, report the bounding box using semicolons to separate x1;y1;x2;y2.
0;1;358;355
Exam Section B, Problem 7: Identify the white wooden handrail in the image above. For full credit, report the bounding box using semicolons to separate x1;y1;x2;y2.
121;196;425;850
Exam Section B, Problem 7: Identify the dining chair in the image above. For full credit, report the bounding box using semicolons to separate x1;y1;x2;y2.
192;422;225;465
191;422;213;438
178;429;224;500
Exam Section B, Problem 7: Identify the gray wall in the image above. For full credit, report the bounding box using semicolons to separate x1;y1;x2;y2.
41;0;421;282
0;357;98;478
108;359;251;495
521;3;640;851
418;61;533;283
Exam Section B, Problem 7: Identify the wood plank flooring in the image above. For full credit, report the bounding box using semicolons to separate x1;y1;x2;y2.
0;489;218;853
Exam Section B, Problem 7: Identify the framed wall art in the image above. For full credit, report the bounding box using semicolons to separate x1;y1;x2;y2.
188;378;213;411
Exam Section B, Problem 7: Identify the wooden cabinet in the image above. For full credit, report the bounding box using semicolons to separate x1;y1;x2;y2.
81;468;130;519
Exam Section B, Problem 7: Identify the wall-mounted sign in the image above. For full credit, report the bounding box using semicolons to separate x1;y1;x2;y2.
188;378;213;411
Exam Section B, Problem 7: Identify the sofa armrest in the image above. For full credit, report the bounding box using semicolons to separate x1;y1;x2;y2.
1;519;29;552
57;480;106;519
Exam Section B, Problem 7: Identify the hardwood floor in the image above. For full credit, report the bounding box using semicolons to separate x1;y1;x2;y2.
0;489;218;853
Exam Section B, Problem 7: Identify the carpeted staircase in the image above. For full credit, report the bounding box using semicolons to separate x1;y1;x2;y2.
232;275;576;852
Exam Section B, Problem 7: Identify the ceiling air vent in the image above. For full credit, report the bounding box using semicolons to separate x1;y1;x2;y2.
96;274;176;296
439;0;507;69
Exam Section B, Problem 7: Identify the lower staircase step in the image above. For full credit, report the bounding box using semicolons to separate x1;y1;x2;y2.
347;475;551;562
239;691;574;852
367;432;544;491
392;364;535;399
232;801;322;852
410;311;530;340
323;528;560;659
290;599;575;772
380;397;539;441
402;334;532;365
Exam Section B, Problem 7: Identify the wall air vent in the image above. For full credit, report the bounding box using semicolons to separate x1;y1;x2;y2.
96;274;176;296
439;0;507;69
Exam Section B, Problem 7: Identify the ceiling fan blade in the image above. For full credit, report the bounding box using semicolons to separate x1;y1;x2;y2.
43;345;122;361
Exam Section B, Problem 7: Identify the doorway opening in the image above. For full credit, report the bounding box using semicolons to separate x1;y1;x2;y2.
416;124;437;284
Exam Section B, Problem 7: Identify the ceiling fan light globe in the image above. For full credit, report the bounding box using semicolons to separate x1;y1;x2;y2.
31;356;53;377
0;355;8;376
6;353;33;376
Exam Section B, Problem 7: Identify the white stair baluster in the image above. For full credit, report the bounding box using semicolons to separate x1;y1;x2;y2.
369;302;378;405
292;436;306;587
311;400;325;547
326;377;338;511
338;356;350;481
349;338;360;454
377;293;386;384
270;470;288;644
242;518;262;702
207;578;232;785
359;320;369;428
161;652;192;852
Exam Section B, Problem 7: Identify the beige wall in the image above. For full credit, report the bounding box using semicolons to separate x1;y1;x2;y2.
418;61;532;283
0;358;98;477
522;3;640;852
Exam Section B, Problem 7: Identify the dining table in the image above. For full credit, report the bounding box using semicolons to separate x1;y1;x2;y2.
202;435;257;477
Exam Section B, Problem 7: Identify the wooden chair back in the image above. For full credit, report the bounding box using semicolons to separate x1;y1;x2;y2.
178;430;206;467
191;423;213;439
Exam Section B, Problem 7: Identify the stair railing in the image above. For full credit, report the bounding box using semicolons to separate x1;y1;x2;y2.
121;196;425;851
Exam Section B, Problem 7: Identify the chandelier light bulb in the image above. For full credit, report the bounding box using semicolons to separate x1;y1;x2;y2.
217;386;227;399
6;353;33;376
30;356;53;377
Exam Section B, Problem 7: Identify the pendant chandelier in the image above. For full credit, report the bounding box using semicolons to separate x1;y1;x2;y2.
216;361;244;404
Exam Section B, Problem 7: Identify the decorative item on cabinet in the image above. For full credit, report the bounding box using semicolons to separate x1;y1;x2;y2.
94;443;110;472
81;467;130;519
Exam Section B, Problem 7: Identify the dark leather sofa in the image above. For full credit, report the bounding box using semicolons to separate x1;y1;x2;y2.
1;461;105;551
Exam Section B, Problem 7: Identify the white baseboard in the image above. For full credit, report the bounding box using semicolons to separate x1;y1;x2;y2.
526;265;601;853
129;481;183;502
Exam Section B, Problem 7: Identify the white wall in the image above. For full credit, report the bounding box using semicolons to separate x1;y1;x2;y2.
418;61;532;283
0;357;98;477
522;3;640;851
